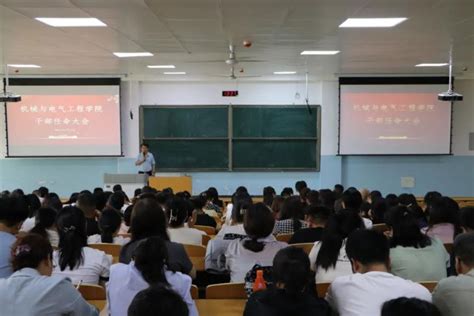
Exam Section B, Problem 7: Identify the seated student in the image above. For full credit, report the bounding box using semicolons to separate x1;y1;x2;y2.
167;198;205;246
223;187;249;225
432;233;474;316
280;187;294;198
190;195;217;228
0;234;98;315
119;198;194;278
299;187;311;205
309;210;363;283
326;230;432;316
369;198;387;225
368;190;382;204
306;190;320;207
270;196;285;220
244;247;330;316
319;189;336;210
20;193;42;232
289;206;330;244
108;191;127;212
382;297;441;316
43;193;63;212
273;196;307;235
460;207;474;233
341;188;373;229
127;285;189;316
0;197;29;278
88;208;130;246
333;184;344;198
385;206;449;281
216;197;249;239
423;191;442;211
107;236;197;316
30;207;59;248
53;206;112;285
119;205;133;234
226;203;287;282
385;193;400;209
295;180;308;195
206;187;224;210
77;191;100;236
263;186;276;208
422;197;460;243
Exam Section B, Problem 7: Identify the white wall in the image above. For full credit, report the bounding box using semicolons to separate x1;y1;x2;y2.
452;79;474;155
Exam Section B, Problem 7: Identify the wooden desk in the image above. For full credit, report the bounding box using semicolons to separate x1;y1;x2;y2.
88;300;106;311
149;176;192;193
196;299;246;316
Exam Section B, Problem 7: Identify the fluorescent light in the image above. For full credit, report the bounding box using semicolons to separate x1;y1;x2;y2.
113;52;153;58
7;64;41;68
147;65;176;69
163;72;186;75
35;17;106;27
274;71;297;75
301;50;340;55
415;63;448;67
339;18;407;28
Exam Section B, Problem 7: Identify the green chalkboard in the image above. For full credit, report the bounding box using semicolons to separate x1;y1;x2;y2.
142;107;228;138
148;140;228;170
232;140;317;169
233;106;317;138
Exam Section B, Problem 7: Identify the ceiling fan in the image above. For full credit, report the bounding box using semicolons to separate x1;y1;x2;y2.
188;44;266;65
211;65;261;80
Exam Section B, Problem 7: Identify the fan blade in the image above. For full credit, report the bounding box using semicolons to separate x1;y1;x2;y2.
184;60;225;64
237;59;266;63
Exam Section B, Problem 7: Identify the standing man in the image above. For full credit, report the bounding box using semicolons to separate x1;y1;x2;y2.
135;143;155;176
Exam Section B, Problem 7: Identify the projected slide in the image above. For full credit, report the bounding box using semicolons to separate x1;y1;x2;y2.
339;84;451;155
6;85;121;156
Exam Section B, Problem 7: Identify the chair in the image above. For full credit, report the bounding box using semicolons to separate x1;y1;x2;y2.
315;282;331;298
77;284;106;300
183;244;207;271
202;234;212;246
372;223;389;233
444;243;453;254
89;243;121;263
206;283;247;299
276;234;293;243
290;243;314;255
419;281;438;292
191;284;199;299
194;225;216;235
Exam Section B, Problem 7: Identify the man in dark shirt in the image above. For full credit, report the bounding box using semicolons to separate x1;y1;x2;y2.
289;206;330;244
76;191;100;236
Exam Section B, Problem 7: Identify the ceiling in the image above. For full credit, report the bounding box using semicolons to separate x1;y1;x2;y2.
0;0;472;81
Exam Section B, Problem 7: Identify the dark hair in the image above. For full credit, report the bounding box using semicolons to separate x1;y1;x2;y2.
141;143;149;148
11;234;53;272
30;208;57;240
11;189;24;198
280;187;294;197
166;198;188;228
133;237;171;285
428;197;460;232
56;206;87;271
369;190;382;202
134;188;142;198
398;194;417;207
385;194;400;209
341;188;363;212
38;187;49;198
319;189;336;209
424;191;442;209
206;187;223;207
127;285;188;316
94;192;108;211
305;206;331;224
270;196;285;218
243;203;275;252
93;187;104;195
77;191;96;214
123;205;133;227
65;192;79;205
279;196;305;232
25;194;41;218
193;195;207;211
0;196;29;227
130;198;169;242
371;198;387;224
382;297;441;316
346;229;390;265
113;184;122;192
385;206;432;248
334;184;344;193
263;186;276;207
460;207;474;232
231;195;253;224
453;232;474;266
306;190;320;206
43;193;63;212
299;187;311;203
316;210;363;270
108;191;126;211
273;247;311;297
98;209;122;243
295;181;308;193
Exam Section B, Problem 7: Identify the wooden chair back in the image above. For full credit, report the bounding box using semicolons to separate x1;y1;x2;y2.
419;281;438;292
290;243;314;255
315;282;331;298
89;243;121;263
275;234;293;243
202;234;212;246
191;284;199;299
183;244;207;271
372;223;389;233
78;284;106;300
194;225;216;235
206;283;247;299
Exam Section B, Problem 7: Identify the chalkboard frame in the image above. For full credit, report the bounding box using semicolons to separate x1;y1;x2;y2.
139;104;321;171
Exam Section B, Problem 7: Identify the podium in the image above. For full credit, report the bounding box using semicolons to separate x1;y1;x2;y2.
103;174;148;198
149;175;192;193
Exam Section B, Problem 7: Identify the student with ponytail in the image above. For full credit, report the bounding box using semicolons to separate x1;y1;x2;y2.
87;208;130;245
166;197;205;246
30;207;59;248
107;236;198;316
225;203;287;282
244;247;330;316
52;206;112;285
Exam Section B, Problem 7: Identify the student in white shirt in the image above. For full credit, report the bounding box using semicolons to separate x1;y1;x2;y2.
0;234;98;315
20;194;42;232
309;209;364;283
53;207;112;285
341;187;373;228
223;187;250;225
326;230;432;316
166;197;205;246
107;236;198;316
30;207;59;248
215;197;250;239
88;208;130;246
226;203;287;282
